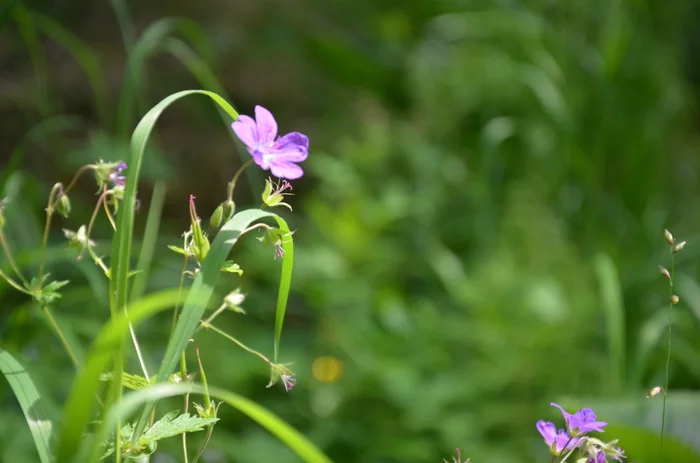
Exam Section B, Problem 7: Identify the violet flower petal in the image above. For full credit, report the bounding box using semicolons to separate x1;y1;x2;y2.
231;115;259;149
254;105;278;145
536;420;557;446
272;132;309;162
270;161;304;180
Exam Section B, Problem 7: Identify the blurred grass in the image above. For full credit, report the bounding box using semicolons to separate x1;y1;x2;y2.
1;0;700;462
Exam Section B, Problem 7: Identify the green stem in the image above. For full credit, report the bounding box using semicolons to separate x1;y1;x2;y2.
42;305;80;368
0;228;28;286
0;267;31;294
182;392;190;463
202;322;273;367
191;425;214;463
37;184;61;282
227;159;255;201
660;250;675;461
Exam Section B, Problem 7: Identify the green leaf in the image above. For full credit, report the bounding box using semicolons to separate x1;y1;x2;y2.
221;260;243;275
143;411;218;442
167;245;189;256
273;217;294;363
0;350;54;463
55;288;197;463
98;383;332;463
101;372;153;391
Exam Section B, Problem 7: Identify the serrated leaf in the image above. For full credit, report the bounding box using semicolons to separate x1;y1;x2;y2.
220;260;243;275
142;412;218;442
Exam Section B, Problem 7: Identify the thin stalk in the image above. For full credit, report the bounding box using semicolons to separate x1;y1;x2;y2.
660;250;675;460
227;159;254;201
42;304;80;368
85;187;111;274
126;308;150;381
38;165;95;281
37;184;61;281
201;322;273;367
191;425;214;463
0;267;31;294
181;392;190;463
0;229;28;285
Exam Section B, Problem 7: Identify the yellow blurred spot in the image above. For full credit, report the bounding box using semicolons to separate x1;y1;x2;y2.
312;356;344;383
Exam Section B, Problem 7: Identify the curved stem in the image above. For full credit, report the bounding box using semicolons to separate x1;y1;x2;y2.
37;184;62;282
85;187;111;274
227;159;255;201
191;425;214;463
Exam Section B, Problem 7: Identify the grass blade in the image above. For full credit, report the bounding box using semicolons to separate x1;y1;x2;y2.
97;383;332;463
1;115;84;191
273;216;293;363
31;13;110;127
595;252;626;394
129;180;167;303
116;18;216;139
162;37;260;198
54;288;196;463
0;350;54;463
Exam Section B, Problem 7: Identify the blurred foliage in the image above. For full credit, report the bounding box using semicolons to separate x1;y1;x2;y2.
2;0;700;462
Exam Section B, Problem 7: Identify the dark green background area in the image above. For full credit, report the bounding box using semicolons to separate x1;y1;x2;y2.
2;0;700;461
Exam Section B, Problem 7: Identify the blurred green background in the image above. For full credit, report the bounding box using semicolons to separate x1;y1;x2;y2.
2;0;700;461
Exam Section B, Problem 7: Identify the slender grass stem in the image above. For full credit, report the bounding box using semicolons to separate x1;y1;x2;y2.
660;249;675;461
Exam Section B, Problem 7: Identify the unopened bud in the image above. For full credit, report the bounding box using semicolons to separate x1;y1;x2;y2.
664;229;674;245
647;386;663;399
56;194;71;218
659;266;671;279
223;200;235;219
671;295;679;304
223;289;246;314
209;205;224;228
673;241;686;254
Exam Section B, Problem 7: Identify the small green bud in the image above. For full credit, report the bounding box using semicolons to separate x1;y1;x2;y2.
223;199;235;219
223;289;246;314
673;241;686;254
659;266;671;279
664;229;674;245
647;386;663;399
209;205;224;228
56;194;71;218
671;294;679;304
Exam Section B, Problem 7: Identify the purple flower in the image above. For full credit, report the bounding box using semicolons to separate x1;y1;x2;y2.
536;421;579;456
281;374;296;392
109;162;127;187
551;403;607;435
231;106;309;180
587;451;608;463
